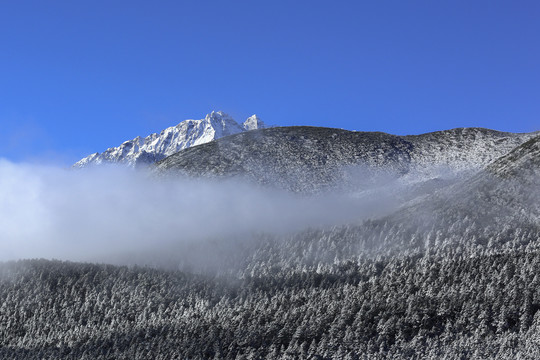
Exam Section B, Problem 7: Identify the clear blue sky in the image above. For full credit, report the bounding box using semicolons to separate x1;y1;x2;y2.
1;0;539;164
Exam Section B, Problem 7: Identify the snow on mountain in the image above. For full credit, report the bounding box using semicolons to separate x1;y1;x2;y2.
155;126;537;193
487;135;540;181
242;115;265;131
402;127;537;180
73;111;266;168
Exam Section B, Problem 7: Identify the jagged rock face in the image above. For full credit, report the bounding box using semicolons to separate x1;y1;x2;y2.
73;111;266;168
155;126;536;193
242;114;265;131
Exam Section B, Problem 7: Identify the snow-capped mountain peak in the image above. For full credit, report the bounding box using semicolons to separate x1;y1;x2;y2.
73;111;266;168
242;114;265;131
203;111;244;137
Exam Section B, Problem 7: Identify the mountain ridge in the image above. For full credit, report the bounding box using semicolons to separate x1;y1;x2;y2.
487;134;540;181
155;125;537;193
73;111;266;168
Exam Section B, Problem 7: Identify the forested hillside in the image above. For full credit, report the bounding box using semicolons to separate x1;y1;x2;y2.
2;129;540;359
2;251;540;359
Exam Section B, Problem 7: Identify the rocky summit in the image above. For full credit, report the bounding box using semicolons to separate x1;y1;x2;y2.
73;111;266;168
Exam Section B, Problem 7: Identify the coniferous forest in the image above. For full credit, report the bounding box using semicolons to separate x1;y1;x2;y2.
2;249;540;358
2;129;540;359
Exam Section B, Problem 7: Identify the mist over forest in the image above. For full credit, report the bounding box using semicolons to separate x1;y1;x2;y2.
2;126;540;359
2;0;539;357
0;159;413;265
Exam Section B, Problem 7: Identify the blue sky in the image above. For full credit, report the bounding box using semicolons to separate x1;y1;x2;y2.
1;0;539;164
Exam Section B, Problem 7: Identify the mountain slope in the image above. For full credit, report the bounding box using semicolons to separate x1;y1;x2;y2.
155;126;536;193
487;135;540;182
156;126;414;193
323;134;540;257
404;127;536;176
73;111;266;167
4;128;540;359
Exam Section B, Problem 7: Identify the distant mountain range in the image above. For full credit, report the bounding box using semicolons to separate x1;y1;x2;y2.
73;111;266;167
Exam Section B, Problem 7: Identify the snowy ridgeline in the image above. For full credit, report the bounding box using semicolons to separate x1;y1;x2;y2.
75;112;538;186
73;111;266;168
156;126;538;193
